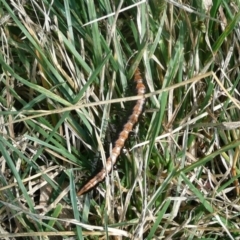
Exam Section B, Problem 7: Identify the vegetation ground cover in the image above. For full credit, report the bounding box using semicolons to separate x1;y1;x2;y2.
0;0;240;239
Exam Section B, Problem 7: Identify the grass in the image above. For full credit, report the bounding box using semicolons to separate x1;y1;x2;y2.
0;0;240;239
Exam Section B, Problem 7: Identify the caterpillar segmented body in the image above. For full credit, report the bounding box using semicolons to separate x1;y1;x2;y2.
77;68;145;196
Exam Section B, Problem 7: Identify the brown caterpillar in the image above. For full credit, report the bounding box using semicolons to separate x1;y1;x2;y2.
77;67;145;196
